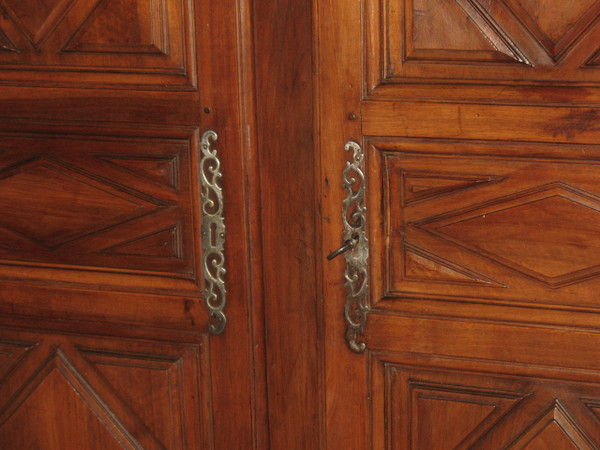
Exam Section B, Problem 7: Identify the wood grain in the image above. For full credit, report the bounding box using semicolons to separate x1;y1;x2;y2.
316;0;368;447
363;101;600;143
0;0;263;447
253;0;321;446
318;0;600;447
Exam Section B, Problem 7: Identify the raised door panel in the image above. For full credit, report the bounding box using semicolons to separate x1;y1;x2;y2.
0;0;195;88
371;356;600;449
0;129;196;278
0;329;209;448
367;0;600;102
0;125;213;334
383;0;600;79
367;140;600;314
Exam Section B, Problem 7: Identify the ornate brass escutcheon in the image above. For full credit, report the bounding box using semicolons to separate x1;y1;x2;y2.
199;130;227;335
335;140;370;353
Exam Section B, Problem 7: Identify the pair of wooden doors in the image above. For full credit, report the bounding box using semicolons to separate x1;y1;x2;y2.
319;0;600;447
3;0;600;448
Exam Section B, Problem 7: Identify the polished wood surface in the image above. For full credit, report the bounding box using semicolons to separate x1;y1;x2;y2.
10;0;600;447
318;0;600;447
0;0;263;447
253;0;322;446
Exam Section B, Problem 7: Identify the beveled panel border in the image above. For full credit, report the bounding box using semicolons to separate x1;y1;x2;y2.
366;138;600;323
366;0;600;104
370;351;600;449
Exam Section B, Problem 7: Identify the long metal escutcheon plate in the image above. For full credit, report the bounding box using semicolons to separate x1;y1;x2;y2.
200;130;227;335
342;141;369;353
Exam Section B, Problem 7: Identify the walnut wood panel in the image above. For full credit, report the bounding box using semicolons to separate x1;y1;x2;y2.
0;0;194;88
378;0;600;82
0;328;209;448
366;140;600;313
0;129;197;280
364;0;600;102
371;355;600;449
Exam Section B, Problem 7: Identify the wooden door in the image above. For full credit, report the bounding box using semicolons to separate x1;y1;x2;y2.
0;0;260;448
319;0;600;448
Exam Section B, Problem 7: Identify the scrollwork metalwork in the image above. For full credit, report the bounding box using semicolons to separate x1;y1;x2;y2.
342;141;369;353
199;130;227;335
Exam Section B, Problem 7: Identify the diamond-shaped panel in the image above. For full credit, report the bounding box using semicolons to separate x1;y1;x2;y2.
500;0;600;60
0;157;163;249
421;183;600;287
0;348;146;449
1;0;77;47
521;422;581;449
509;401;594;449
81;349;183;448
0;368;124;449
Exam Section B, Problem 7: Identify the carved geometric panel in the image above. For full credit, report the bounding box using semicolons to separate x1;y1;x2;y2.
501;0;600;61
0;130;196;279
64;0;169;54
509;401;596;449
0;350;137;449
383;362;600;449
81;349;185;449
584;400;600;424
0;0;193;88
374;142;600;310
1;0;77;48
402;0;523;63
101;225;182;258
403;243;504;286
409;383;521;448
0;369;125;449
0;340;36;382
422;183;600;288
0;156;164;249
99;155;179;189
386;365;529;448
401;172;504;206
0;331;209;449
0;28;17;52
523;424;580;449
382;0;600;84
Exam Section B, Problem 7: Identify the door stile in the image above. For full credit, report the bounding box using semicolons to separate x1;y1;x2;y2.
317;0;369;448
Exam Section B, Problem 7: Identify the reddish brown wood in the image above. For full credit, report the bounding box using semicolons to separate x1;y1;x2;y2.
318;0;600;447
253;0;322;447
0;0;265;448
316;0;367;447
0;328;208;449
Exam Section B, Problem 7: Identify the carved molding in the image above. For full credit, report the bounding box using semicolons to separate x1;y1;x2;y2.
418;182;600;288
0;131;195;279
381;0;600;84
0;0;192;88
382;362;600;448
